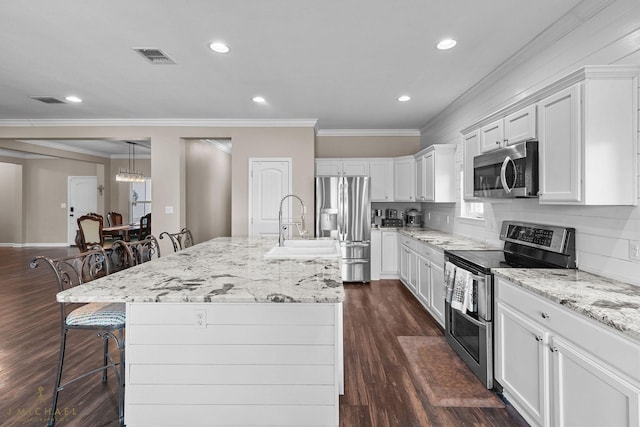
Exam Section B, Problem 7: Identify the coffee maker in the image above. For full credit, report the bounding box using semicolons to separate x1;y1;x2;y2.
405;209;423;227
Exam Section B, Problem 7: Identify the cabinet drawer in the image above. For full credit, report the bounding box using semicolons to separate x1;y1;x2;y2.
497;278;640;382
399;235;418;251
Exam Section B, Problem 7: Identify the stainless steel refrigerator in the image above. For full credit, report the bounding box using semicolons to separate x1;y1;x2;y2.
315;176;370;282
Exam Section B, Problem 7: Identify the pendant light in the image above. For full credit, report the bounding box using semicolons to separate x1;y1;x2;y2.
115;141;146;183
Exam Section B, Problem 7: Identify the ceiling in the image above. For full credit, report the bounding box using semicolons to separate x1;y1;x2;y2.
0;0;583;133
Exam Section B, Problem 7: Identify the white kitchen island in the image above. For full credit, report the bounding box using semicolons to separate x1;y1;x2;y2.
56;237;344;427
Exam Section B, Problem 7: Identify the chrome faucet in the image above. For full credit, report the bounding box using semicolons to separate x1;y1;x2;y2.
278;194;308;246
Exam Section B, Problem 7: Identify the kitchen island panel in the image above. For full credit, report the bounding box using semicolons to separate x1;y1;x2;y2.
126;344;335;365
128;302;336;325
125;302;341;426
126;404;336;426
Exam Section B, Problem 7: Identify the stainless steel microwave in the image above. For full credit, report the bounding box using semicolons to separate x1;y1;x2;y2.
473;140;538;198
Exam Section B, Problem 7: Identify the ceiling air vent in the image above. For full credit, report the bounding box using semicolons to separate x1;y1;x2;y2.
31;96;66;104
134;48;176;64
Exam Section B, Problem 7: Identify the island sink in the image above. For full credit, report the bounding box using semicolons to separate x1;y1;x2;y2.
264;239;340;258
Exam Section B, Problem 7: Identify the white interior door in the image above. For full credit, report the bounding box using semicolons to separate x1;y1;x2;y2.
249;159;291;237
68;176;98;245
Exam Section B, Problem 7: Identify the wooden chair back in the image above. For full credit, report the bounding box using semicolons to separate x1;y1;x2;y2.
159;228;194;252
77;214;104;251
139;213;151;240
107;211;123;227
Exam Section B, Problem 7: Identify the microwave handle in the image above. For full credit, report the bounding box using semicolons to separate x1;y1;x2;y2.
500;156;515;193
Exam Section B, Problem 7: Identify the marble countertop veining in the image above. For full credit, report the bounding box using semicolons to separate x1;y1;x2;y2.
494;269;640;341
397;227;500;251
56;237;344;304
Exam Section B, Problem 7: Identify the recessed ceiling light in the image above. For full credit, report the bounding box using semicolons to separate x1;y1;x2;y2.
436;39;457;50
397;95;411;102
65;95;82;103
209;42;230;54
252;96;266;104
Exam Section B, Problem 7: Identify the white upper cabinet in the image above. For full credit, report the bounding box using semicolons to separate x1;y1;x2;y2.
462;130;480;200
342;160;369;175
479;118;505;153
504;104;537;145
537;85;581;203
369;159;394;201
415;144;456;203
537;67;638;205
394;156;416;202
480;105;537;153
463;65;639;206
315;159;369;176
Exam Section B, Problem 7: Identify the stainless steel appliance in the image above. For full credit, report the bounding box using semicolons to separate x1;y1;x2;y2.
474;140;538;198
405;209;422;227
315;176;371;282
381;218;403;227
385;208;398;219
444;221;576;389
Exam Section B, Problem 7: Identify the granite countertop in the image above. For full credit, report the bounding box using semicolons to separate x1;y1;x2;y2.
56;237;344;304
494;269;640;341
391;226;500;251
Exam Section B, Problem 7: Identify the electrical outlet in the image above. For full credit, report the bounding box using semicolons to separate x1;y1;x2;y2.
60;202;66;209
165;206;174;214
446;216;450;225
195;309;206;328
630;241;640;262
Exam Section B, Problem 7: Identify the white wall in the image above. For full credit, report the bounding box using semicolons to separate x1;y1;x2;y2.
185;139;232;241
0;162;23;244
420;0;640;285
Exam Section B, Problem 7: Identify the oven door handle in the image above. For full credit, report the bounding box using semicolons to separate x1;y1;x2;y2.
453;307;488;328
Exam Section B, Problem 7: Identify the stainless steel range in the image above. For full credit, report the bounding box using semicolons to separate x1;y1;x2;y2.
443;221;576;389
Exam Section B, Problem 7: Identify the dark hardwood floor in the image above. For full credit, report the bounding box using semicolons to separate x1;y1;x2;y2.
1;247;526;426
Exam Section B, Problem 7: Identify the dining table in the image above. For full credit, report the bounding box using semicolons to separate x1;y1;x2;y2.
103;223;139;242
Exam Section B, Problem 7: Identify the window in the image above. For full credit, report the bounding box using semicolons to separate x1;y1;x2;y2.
130;178;151;223
459;170;484;220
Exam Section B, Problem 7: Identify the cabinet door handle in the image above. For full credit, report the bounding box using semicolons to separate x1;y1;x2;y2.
495;140;500;145
549;345;558;353
534;335;542;342
541;312;549;319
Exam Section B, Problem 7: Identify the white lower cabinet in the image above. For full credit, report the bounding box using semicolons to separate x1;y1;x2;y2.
428;260;445;326
417;255;430;308
496;277;640;427
399;235;446;328
380;230;398;279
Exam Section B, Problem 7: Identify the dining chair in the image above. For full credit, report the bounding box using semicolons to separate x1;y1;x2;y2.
30;248;125;427
110;235;161;271
159;228;194;252
138;213;151;240
77;214;111;252
105;211;125;242
106;211;123;227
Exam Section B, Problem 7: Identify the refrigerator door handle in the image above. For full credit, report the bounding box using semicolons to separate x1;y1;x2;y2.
337;178;343;239
342;260;370;265
342;177;348;241
342;242;370;247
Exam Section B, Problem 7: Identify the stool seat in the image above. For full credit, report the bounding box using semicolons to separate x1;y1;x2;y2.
67;303;126;327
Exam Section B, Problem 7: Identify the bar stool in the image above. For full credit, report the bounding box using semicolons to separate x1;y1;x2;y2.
30;247;125;427
110;235;161;270
159;228;194;252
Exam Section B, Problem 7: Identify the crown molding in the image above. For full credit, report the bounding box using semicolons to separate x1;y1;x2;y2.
0;118;319;128
317;129;421;137
420;0;617;133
